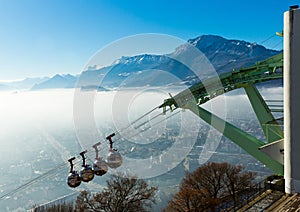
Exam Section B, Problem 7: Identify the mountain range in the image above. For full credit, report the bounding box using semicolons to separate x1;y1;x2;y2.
0;35;281;91
0;77;50;91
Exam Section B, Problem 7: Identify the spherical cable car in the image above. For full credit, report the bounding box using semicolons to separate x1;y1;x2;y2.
79;151;94;182
106;133;122;168
92;142;108;176
67;157;81;188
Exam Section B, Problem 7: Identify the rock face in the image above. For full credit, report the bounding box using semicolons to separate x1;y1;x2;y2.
32;35;281;90
186;35;279;73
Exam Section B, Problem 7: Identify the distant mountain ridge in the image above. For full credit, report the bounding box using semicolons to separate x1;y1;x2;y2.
31;74;77;90
0;77;49;91
73;35;280;89
186;35;279;73
1;35;281;91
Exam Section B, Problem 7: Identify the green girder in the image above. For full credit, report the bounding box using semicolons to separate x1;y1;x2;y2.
244;83;283;143
159;53;284;174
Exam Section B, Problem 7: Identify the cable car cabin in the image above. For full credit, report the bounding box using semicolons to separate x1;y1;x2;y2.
67;157;81;188
106;149;122;168
67;172;81;188
93;158;108;176
106;133;123;169
92;142;108;176
79;151;94;182
80;166;94;182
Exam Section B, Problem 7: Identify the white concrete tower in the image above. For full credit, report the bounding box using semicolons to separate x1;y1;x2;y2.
284;6;300;194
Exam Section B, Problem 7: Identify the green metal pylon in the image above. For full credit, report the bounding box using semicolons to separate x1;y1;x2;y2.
183;100;283;175
243;83;283;143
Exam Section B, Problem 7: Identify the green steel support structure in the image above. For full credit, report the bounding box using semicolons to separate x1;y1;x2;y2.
160;53;284;174
243;83;283;143
184;101;283;174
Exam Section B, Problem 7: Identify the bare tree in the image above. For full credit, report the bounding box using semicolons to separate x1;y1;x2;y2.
165;186;210;212
165;162;256;211
76;173;157;212
222;164;256;210
183;162;228;199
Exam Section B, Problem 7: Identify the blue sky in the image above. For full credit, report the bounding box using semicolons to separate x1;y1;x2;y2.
0;0;297;80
